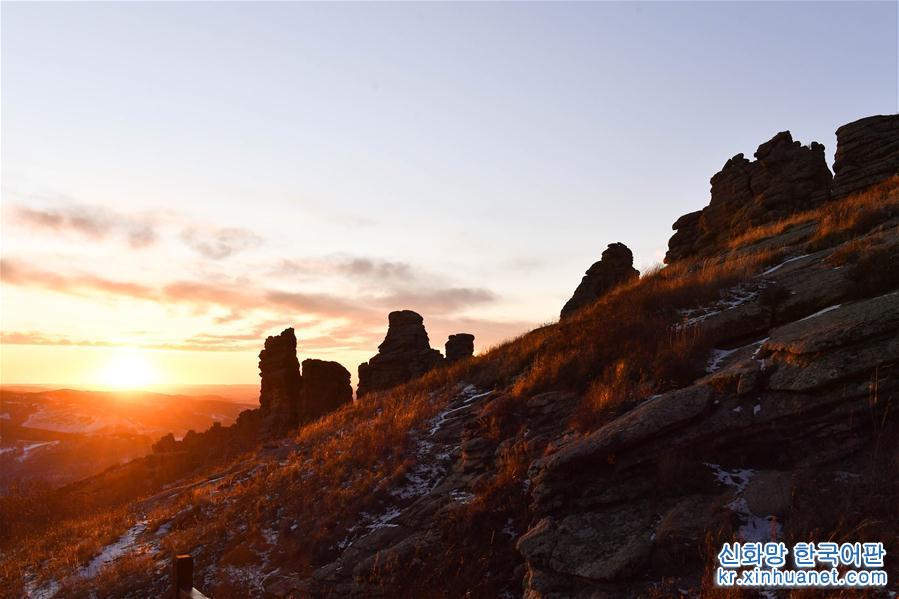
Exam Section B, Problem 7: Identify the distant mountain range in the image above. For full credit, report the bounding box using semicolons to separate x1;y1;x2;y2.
0;387;255;493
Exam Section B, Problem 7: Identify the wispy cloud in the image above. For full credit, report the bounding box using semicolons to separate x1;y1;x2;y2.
1;258;158;299
180;226;263;260
1;257;500;323
0;330;259;353
12;204;157;248
273;257;415;282
373;287;496;313
8;199;264;260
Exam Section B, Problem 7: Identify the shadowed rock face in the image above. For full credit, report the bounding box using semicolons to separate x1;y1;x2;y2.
520;229;899;598
258;328;303;436
258;329;353;435
560;242;639;319
666;131;832;263
445;333;475;363
832;114;899;199
357;310;444;398
301;359;352;419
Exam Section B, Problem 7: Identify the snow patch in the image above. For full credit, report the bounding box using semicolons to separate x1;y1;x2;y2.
262;526;279;546
220;564;267;592
22;576;60;599
761;254;810;276
729;497;783;542
707;465;781;543
706;464;754;492
797;304;841;322
340;385;489;551
79;521;147;578
16;441;60;463
501;518;517;539
678;284;761;328
706;348;739;373
449;490;476;504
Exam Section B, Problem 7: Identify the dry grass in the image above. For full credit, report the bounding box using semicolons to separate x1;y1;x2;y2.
727;175;899;252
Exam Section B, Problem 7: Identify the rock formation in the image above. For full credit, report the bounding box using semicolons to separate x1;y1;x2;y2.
666;131;832;262
832;114;899;198
560;242;639;319
445;333;475;363
258;328;303;436
292;116;898;598
300;358;352;419
357;310;444;398
519;246;899;596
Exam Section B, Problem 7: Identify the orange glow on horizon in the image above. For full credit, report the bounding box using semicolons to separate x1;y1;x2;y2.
95;351;160;389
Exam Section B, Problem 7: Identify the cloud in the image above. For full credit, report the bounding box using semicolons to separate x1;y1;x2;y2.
12;204;158;248
0;330;258;353
9;200;263;258
1;257;517;358
1;258;157;300
374;287;497;314
273;257;416;282
264;290;368;319
2;257;499;318
337;258;414;281
180;227;263;260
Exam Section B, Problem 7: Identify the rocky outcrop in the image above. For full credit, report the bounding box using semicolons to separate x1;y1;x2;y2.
357;310;444;398
832;114;899;199
445;333;475;363
300;359;352;418
560;243;639;319
519;223;899;597
258;328;303;436
666;131;832;262
258;329;353;434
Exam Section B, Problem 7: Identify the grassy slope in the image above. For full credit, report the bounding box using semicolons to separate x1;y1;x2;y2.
1;177;896;598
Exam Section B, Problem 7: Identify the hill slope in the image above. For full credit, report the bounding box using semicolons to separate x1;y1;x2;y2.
2;119;897;598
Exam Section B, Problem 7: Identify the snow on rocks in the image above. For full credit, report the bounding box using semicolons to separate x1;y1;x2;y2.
705;464;754;492
449;490;476;504
796;303;841;322
338;384;491;551
729;497;783;542
705;348;739;373
761;254;811;276
501;518;517;539
220;564;267;593
705;464;782;543
21;575;60;599
678;283;762;329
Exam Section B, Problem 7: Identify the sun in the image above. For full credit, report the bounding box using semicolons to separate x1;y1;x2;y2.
98;352;159;389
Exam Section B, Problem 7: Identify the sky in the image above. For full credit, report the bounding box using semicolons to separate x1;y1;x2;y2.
1;1;897;390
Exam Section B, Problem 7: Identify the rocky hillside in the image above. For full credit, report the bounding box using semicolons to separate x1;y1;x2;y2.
2;114;897;599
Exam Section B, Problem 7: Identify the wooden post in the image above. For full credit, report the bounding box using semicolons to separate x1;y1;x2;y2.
173;554;193;598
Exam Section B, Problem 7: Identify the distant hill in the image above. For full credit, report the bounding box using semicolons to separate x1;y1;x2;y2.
0;387;255;494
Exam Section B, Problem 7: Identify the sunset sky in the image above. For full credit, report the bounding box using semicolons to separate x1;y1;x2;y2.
2;2;896;389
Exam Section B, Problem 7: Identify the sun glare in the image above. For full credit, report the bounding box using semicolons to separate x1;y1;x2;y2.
98;352;159;389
